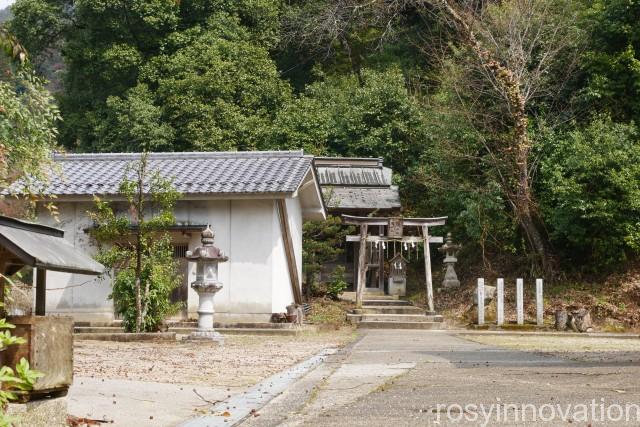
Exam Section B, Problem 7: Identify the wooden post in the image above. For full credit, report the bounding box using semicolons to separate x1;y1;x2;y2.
276;200;303;304
422;226;435;314
477;278;485;325
355;225;368;309
536;278;544;327
35;268;46;316
378;225;384;291
516;278;524;325
496;278;504;326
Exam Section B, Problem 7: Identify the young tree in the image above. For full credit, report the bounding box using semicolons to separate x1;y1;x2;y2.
89;153;182;332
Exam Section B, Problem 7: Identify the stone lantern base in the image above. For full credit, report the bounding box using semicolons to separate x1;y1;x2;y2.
184;283;224;344
187;329;224;343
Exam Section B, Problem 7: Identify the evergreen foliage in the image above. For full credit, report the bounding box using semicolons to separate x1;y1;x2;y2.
7;0;640;274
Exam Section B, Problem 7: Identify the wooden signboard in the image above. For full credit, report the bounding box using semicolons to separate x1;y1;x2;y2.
388;217;403;239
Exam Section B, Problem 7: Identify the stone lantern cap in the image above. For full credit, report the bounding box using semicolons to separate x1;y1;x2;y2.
186;225;229;262
439;232;461;263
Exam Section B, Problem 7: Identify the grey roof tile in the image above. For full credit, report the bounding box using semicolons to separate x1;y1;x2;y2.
40;151;312;196
314;157;401;211
322;186;401;210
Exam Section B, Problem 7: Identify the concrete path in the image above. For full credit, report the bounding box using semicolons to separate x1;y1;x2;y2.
69;377;243;426
242;330;640;426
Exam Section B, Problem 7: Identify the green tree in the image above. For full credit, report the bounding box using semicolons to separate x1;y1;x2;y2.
303;215;353;299
539;116;640;271
271;67;429;175
88;153;182;332
578;0;640;124
140;17;291;152
0;27;51;425
0;26;59;200
9;0;285;152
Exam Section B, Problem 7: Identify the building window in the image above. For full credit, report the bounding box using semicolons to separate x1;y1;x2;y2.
172;244;189;259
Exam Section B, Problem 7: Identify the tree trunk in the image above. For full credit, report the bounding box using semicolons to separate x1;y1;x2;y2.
438;0;552;275
134;154;147;333
555;309;568;330
135;232;142;333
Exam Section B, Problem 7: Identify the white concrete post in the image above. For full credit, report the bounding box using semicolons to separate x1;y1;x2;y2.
516;278;524;325
477;278;485;325
496;278;504;326
536;278;544;327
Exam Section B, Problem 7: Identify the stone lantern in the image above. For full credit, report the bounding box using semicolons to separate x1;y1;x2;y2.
438;232;461;289
185;225;228;342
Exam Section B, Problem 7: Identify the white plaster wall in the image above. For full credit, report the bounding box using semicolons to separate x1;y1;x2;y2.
286;196;304;286
179;199;276;323
37;203;114;322
36;196;305;324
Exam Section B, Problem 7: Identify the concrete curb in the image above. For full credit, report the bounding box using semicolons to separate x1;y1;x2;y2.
450;329;640;339
178;347;338;427
74;332;176;342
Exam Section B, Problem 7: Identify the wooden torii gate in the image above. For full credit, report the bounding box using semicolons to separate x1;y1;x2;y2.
343;215;447;314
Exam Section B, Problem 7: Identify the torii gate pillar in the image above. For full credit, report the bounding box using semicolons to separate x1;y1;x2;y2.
422;225;435;314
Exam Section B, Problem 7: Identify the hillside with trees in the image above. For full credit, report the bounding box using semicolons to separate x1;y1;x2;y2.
5;0;640;326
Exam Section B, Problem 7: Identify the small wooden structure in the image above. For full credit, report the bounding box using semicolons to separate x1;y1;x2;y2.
388;253;408;296
0;216;104;397
342;215;446;313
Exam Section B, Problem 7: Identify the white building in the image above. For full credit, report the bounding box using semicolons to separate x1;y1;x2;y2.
34;151;325;323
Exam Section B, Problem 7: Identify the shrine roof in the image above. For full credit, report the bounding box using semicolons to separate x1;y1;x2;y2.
314;157;401;211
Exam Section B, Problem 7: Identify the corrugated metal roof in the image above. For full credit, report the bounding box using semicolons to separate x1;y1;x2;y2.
0;216;104;275
20;151;313;197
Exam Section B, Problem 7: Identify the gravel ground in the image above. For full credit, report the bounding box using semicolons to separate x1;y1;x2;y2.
460;334;640;363
74;330;356;387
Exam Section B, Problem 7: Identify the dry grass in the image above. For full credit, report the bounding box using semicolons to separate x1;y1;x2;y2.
306;297;355;329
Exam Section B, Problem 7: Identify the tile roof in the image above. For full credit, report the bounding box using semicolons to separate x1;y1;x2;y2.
316;166;389;186
315;157;392;187
39;151;313;197
314;157;401;212
322;187;401;210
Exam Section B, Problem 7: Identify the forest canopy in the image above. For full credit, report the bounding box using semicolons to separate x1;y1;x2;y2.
6;0;640;275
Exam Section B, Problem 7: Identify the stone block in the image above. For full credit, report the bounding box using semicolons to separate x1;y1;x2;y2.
473;285;496;305
6;396;67;427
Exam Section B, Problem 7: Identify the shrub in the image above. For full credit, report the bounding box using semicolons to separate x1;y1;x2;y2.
539;117;640;271
326;266;348;300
